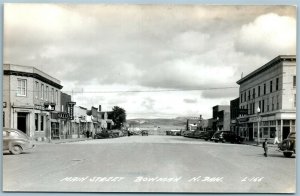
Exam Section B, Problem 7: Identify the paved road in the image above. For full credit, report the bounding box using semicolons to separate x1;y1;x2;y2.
3;136;295;193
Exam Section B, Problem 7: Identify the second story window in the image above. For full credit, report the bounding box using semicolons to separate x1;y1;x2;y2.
17;79;27;96
293;76;296;87
51;88;54;102
241;94;243;103
272;97;274;111
258;86;261;97
46;86;49;101
252;88;255;99
276;78;279;91
35;81;39;99
244;92;246;102
248;90;250;101
294;94;296;108
277;95;280;110
264;83;266;95
270;80;273;93
55;90;58;104
41;84;44;100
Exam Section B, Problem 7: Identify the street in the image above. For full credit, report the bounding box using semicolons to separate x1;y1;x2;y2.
3;136;295;193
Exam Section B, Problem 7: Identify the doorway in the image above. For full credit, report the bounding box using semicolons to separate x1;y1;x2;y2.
282;127;290;140
17;112;27;134
249;127;254;141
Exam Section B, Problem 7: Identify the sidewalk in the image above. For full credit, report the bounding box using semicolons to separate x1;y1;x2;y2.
33;137;93;145
242;140;279;148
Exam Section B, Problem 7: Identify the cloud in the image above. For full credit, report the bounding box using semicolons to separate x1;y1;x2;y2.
3;5;297;118
183;98;198;103
235;13;296;57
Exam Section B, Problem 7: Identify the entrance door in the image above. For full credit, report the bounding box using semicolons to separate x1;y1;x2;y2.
17;112;27;133
282;127;290;140
249;127;254;141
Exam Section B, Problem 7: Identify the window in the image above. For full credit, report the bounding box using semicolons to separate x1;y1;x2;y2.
35;81;39;99
264;83;266;95
267;98;269;112
272;97;274;111
3;112;5;127
17;79;27;96
258;86;261;97
270;81;273;93
244;92;246;102
241;94;243;103
46;86;49;101
40;116;44;131
276;78;279;91
259;101;261;111
35;114;39;131
294;94;296;107
293;76;296;87
51;88;54;102
41;84;44;100
56;90;58;104
262;100;265;113
277;95;280;110
248;90;250;100
252;88;255;99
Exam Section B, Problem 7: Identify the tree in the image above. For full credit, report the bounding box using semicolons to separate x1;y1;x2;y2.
111;106;126;129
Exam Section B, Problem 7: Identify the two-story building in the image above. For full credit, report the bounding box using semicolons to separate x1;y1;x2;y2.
236;55;296;142
3;64;62;141
212;105;230;131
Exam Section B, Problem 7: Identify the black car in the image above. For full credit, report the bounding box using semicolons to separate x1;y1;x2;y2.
202;131;215;141
211;131;243;143
278;132;296;157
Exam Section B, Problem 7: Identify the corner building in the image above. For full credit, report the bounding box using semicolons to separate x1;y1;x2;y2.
236;55;296;142
3;64;62;141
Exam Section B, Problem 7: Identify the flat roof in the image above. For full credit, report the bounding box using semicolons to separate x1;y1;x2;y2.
236;55;296;85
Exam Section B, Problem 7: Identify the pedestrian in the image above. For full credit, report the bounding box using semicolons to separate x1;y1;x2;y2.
262;138;268;157
273;132;280;144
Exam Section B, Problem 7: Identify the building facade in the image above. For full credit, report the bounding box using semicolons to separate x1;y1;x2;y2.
3;64;62;141
212;105;230;131
230;98;240;135
236;55;296;142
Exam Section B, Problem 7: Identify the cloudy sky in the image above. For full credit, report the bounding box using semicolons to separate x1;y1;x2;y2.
4;4;296;119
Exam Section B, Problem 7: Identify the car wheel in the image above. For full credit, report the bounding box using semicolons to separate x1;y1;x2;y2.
283;152;293;158
10;145;23;155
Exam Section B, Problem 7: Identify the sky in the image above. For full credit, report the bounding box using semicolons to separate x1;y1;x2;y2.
4;4;296;119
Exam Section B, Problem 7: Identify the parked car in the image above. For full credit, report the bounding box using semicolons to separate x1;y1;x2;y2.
141;130;149;136
3;128;35;155
202;131;215;141
192;130;205;139
211;131;244;143
278;132;296;158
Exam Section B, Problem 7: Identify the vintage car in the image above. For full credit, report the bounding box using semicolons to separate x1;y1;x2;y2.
211;131;244;143
3;128;35;155
141;130;149;136
278;132;296;158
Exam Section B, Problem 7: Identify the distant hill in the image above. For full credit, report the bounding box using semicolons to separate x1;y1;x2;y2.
127;118;187;127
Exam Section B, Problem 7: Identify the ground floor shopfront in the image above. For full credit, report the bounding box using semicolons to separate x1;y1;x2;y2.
236;111;296;142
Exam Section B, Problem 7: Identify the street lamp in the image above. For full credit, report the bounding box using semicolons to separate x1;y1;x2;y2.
257;107;261;145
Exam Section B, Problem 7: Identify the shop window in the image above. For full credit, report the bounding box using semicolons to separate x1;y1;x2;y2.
17;79;27;96
35;114;38;131
40;116;44;131
291;120;295;125
270;127;276;138
283;120;290;126
263;128;268;137
277;120;281;125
